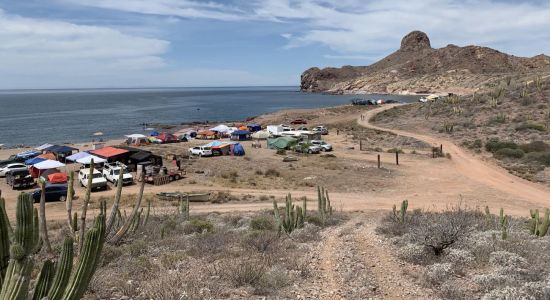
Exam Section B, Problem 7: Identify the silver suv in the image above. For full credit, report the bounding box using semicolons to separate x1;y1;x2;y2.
312;125;329;135
294;142;321;154
311;140;333;151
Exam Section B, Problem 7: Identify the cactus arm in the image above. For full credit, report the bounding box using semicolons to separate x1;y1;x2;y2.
61;213;105;300
66;171;74;235
32;260;55;300
538;208;550;237
273;201;282;232
47;236;74;300
108;173;145;244
0;197;11;284
105;170;124;235
38;182;53;254
32;208;42;254
143;200;151;226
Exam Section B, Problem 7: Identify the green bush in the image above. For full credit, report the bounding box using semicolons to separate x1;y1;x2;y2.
183;218;214;234
525;152;550;166
485;139;518;153
264;168;280;177
515;121;548;132
306;214;324;227
520;141;550;153
494;148;525;159
387;148;404;154
250;214;276;231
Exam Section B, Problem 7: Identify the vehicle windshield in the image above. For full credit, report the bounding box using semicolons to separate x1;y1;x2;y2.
203;147;211;150
93;173;103;179
113;169;129;175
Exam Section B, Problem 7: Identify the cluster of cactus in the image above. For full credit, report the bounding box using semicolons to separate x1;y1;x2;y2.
179;195;190;220
529;208;550;237
273;194;306;234
0;192;105;300
392;200;408;223
499;208;508;240
317;186;332;223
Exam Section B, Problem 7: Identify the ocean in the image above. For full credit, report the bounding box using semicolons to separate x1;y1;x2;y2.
0;86;418;147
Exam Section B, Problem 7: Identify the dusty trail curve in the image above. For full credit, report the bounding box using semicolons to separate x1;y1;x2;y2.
361;104;550;206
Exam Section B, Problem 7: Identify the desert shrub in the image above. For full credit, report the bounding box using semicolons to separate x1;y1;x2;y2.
242;230;280;252
485;139;518;153
276;149;286;155
100;244;124;266
289;223;321;242
305;214;324;227
482;282;550;300
515;121;547;132
264;168;280;177
254;266;290;295
519;141;550;153
250;214;276;231
423;263;454;286
126;239;148;256
494;148;525;159
525;152;550;166
255;169;264;175
463;139;483;150
387;148;404;153
183;218;214;234
397;243;432;265
223;257;268;287
187;230;236;258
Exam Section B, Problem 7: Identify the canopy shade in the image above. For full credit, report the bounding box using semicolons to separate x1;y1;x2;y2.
251;130;270;139
43;145;78;153
34;143;54;151
210;125;231;133
16;150;39;159
90;147;128;158
125;134;147;138
66;152;91;162
231;130;250;136
130;151;153;161
76;155;107;164
33;159;66;170
25;157;46;165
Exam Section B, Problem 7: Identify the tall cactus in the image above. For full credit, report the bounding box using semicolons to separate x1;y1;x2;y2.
273;194;305;234
317;186;333;224
528;208;550;237
0;192;106;300
392;200;408;223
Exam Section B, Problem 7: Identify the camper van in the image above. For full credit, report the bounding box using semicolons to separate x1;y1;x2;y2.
267;125;284;136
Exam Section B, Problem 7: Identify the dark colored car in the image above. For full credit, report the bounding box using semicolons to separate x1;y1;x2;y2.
0;155;24;168
290;119;307;125
6;169;35;189
30;184;73;203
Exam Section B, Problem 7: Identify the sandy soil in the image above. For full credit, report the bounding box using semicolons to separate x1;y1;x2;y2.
2;104;549;222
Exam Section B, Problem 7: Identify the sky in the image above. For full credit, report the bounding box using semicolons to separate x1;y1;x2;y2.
0;0;549;89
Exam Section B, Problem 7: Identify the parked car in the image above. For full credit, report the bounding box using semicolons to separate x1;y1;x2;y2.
311;140;333;151
188;146;213;157
294;142;321;154
6;169;35;189
0;155;28;168
30;184;73;203
103;162;133;185
290;119;307;125
78;168;108;191
0;163;27;177
312;125;329;135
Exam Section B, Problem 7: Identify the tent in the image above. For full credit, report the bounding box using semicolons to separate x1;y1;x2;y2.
46;172;68;184
247;124;262;132
66;151;91;162
35;143;54;151
33;160;65;170
231;143;245;156
210;124;231;133
158;132;178;143
150;131;160;136
196;130;217;140
76;155;107;165
231;130;251;141
90;147;129;159
25;157;46;166
267;137;298;150
38;153;56;160
212;143;232;156
125;134;150;146
251;130;270;140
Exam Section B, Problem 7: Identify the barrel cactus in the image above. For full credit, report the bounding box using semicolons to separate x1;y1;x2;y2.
0;192;106;300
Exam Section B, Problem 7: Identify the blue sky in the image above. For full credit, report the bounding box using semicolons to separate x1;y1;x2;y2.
0;0;549;89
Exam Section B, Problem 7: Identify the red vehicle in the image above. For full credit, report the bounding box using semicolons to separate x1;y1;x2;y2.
290;119;307;125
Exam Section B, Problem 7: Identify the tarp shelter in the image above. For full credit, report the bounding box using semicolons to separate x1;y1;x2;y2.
150;131;160;136
35;143;54;151
125;134;149;146
16;150;39;159
267;137;298;150
231;130;251;141
231;143;245;156
128;151;162;171
212;143;232;156
25;157;46;166
196;130;217;140
66;152;91;162
203;140;233;148
33;160;65;170
247;124;262;132
42;145;78;162
251;130;270;140
90;147;129;160
76;155;107;165
210;125;231;133
46;172;68;184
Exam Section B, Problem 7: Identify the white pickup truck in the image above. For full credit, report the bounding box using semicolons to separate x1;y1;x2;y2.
102;162;134;185
78;168;108;191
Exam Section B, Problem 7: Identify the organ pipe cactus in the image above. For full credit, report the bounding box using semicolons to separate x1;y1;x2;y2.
273;194;306;234
0;192;106;300
529;208;550;237
317;186;333;224
392;200;408;223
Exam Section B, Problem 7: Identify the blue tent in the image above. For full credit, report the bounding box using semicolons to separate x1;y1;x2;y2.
231;130;251;141
150;131;160;136
247;124;262;132
232;143;245;156
25;157;46;166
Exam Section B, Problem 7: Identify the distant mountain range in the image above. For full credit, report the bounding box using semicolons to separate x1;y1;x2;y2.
300;31;550;95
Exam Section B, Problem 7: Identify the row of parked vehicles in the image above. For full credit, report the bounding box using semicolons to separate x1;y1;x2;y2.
77;162;134;191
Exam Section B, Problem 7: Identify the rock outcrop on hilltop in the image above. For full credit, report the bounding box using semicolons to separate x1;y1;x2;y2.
300;31;550;95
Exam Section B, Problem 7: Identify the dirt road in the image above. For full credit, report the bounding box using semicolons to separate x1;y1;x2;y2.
360;104;550;206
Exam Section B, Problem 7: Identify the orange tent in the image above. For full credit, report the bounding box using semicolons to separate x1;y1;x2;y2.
47;172;68;184
38;153;56;160
238;126;247;131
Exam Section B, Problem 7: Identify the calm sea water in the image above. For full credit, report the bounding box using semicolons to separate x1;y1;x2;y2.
0;86;418;147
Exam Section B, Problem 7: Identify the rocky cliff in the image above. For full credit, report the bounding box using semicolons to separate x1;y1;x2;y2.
300;31;550;95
